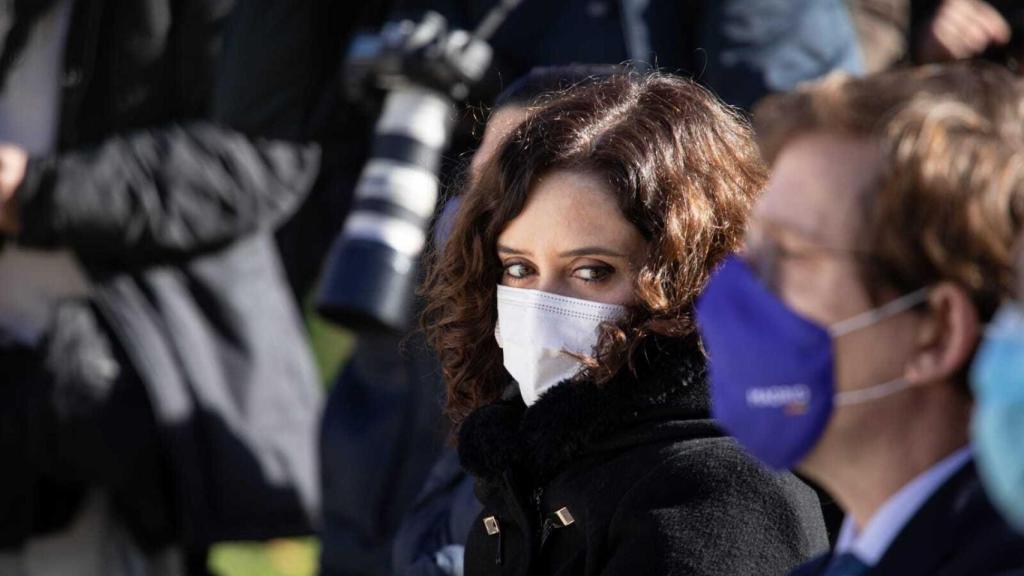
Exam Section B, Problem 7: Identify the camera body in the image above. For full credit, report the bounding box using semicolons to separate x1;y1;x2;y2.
317;12;493;333
345;12;493;103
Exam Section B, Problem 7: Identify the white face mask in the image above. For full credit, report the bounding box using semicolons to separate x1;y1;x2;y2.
495;285;626;406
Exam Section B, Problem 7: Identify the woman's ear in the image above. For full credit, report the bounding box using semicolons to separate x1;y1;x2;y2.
905;282;981;385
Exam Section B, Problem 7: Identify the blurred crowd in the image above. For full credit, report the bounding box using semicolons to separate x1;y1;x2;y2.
1;1;1023;575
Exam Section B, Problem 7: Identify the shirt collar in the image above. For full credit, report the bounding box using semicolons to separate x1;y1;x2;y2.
834;445;973;566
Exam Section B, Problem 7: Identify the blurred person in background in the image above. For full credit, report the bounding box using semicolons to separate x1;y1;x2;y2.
0;0;331;574
390;64;617;576
421;72;829;576
845;0;1024;75
319;3;865;573
697;62;1024;575
912;0;1016;66
969;231;1024;535
391;0;863;109
846;0;912;72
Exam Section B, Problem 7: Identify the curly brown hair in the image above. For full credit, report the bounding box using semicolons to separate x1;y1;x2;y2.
422;72;766;425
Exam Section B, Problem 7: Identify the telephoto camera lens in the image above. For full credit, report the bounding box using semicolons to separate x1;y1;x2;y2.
316;87;455;333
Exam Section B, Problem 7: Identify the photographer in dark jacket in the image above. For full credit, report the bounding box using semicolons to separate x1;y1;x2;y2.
392;0;863;109
0;0;326;574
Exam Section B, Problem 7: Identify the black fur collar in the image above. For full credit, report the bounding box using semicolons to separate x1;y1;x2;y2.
457;337;712;484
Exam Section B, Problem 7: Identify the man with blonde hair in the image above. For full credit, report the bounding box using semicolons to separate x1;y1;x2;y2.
697;62;1024;575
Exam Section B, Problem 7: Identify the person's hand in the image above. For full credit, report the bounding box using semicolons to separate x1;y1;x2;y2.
917;0;1012;63
918;0;1011;62
0;143;27;234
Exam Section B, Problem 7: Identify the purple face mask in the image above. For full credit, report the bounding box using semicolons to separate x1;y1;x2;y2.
695;255;929;471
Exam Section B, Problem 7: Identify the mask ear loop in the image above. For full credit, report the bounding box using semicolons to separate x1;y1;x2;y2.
835;377;912;406
828;287;932;407
828;287;932;339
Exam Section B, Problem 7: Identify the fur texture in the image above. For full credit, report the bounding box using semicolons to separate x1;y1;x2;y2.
458;337;710;484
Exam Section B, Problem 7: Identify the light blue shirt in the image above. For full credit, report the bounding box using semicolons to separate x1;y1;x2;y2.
834;446;973;566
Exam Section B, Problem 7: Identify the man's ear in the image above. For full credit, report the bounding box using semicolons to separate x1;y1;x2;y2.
905;282;981;385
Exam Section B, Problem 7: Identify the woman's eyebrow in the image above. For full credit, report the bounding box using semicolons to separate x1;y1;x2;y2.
497;244;532;256
558;246;628;258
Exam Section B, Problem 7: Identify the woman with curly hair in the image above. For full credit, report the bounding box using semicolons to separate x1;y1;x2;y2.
421;72;828;575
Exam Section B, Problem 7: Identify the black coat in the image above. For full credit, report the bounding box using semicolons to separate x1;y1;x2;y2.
1;0;325;555
790;460;1024;576
458;341;829;575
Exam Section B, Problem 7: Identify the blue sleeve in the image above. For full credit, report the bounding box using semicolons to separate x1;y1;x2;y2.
391;449;483;576
697;0;863;110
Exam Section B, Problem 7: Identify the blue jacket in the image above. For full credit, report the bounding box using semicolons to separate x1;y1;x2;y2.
392;449;481;576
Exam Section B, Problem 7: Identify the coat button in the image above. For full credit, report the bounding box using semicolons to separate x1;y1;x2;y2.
554;507;575;527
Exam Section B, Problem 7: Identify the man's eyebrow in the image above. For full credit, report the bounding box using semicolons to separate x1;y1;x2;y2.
760;218;828;248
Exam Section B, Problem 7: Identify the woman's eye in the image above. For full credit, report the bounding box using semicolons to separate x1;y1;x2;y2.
574;266;612;283
504;262;531;279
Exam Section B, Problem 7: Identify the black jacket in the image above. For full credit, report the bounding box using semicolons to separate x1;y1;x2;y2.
790;460;1024;576
458;341;829;576
1;0;324;555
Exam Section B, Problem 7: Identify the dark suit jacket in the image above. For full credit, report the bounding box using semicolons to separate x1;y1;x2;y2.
791;460;1024;576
